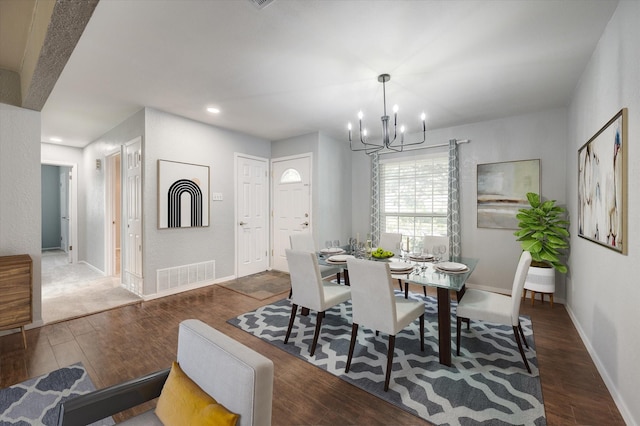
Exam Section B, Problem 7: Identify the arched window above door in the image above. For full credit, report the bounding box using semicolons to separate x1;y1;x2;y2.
280;168;302;184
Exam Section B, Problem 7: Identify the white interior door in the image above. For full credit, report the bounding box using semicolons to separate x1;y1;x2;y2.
59;168;70;260
123;137;143;294
236;155;269;277
271;154;312;272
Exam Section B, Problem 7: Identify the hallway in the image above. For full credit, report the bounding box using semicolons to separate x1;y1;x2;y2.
41;250;141;324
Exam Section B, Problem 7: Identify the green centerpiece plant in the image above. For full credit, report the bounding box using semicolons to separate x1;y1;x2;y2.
513;192;570;273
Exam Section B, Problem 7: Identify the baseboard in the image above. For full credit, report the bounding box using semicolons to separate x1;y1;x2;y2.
78;260;105;276
143;274;236;302
565;305;635;425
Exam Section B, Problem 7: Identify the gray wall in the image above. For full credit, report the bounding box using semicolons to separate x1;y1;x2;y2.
271;131;353;249
41;165;61;249
351;108;568;296
143;108;271;295
0;103;42;325
566;1;639;423
82;108;145;272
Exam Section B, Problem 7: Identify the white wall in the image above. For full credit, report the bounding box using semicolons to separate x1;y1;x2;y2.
351;108;568;295
143;108;271;295
0;103;42;326
566;1;640;423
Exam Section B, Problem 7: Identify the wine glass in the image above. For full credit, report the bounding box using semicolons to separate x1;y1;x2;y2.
432;245;441;263
333;240;340;251
421;246;430;271
325;241;332;251
439;244;447;262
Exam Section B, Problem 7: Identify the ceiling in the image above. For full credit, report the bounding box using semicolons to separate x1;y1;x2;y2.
13;0;621;148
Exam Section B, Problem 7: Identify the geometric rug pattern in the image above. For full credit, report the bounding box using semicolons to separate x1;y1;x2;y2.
229;292;546;425
0;362;114;426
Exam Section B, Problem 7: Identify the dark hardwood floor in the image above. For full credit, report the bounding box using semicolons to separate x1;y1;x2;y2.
0;272;624;425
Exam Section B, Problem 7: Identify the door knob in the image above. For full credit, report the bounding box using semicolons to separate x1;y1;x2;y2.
239;221;246;226
301;221;309;226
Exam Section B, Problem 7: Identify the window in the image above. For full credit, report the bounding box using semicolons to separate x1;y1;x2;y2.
380;153;448;251
279;168;301;184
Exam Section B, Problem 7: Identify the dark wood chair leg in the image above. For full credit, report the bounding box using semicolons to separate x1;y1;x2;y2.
310;311;324;356
512;325;532;374
465;318;470;330
404;282;409;299
517;321;529;349
345;323;359;373
397;278;403;291
419;314;425;351
337;272;341;284
456;316;462;356
384;335;396;391
284;304;298;344
423;287;427;297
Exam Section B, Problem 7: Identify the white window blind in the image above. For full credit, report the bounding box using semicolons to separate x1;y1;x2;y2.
380;153;448;250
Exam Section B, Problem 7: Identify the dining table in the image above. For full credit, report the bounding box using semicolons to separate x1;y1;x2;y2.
317;249;477;367
404;256;478;367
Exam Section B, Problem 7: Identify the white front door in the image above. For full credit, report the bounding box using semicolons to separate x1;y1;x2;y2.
271;154;312;272
236;154;269;277
123;137;143;295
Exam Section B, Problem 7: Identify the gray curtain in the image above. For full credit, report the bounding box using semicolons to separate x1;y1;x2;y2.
370;152;380;247
448;139;461;258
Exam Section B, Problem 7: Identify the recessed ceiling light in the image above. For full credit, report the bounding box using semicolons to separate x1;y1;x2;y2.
206;107;220;114
50;137;63;142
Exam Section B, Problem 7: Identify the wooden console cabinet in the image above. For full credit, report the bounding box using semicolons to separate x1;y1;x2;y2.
0;254;32;348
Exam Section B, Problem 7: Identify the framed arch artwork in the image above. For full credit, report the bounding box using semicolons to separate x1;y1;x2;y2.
158;160;210;229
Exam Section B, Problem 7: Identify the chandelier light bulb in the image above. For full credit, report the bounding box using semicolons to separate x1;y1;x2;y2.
393;104;399;113
421;112;426;121
348;122;352;130
363;129;368;137
358;111;364;120
400;125;406;133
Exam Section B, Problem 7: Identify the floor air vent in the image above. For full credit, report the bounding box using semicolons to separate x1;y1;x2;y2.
156;260;215;293
249;0;275;9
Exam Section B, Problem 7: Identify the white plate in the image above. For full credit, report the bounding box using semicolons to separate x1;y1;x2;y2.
409;254;433;261
320;247;345;254
435;265;469;274
389;262;414;272
435;262;468;271
327;254;355;263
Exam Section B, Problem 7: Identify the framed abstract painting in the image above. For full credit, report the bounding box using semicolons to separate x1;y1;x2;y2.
477;159;540;229
578;108;627;254
158;160;210;229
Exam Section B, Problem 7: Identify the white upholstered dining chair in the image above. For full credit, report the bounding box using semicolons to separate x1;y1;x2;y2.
378;232;403;255
378;232;404;291
456;250;533;373
290;233;341;282
422;235;449;260
344;258;425;391
284;249;351;356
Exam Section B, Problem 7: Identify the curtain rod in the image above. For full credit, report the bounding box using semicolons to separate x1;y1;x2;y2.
377;139;470;156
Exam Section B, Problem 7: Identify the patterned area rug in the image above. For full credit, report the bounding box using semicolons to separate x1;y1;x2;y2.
0;362;114;426
229;292;546;425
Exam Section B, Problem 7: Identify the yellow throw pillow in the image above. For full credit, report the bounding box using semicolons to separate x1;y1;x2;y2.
156;361;239;426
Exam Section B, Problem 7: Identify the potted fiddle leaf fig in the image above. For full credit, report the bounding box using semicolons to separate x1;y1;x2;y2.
514;192;569;303
514;192;570;272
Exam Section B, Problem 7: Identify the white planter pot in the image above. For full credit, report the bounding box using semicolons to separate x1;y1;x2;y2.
523;265;555;307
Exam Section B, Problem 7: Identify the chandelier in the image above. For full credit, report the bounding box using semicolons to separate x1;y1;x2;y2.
348;74;426;154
